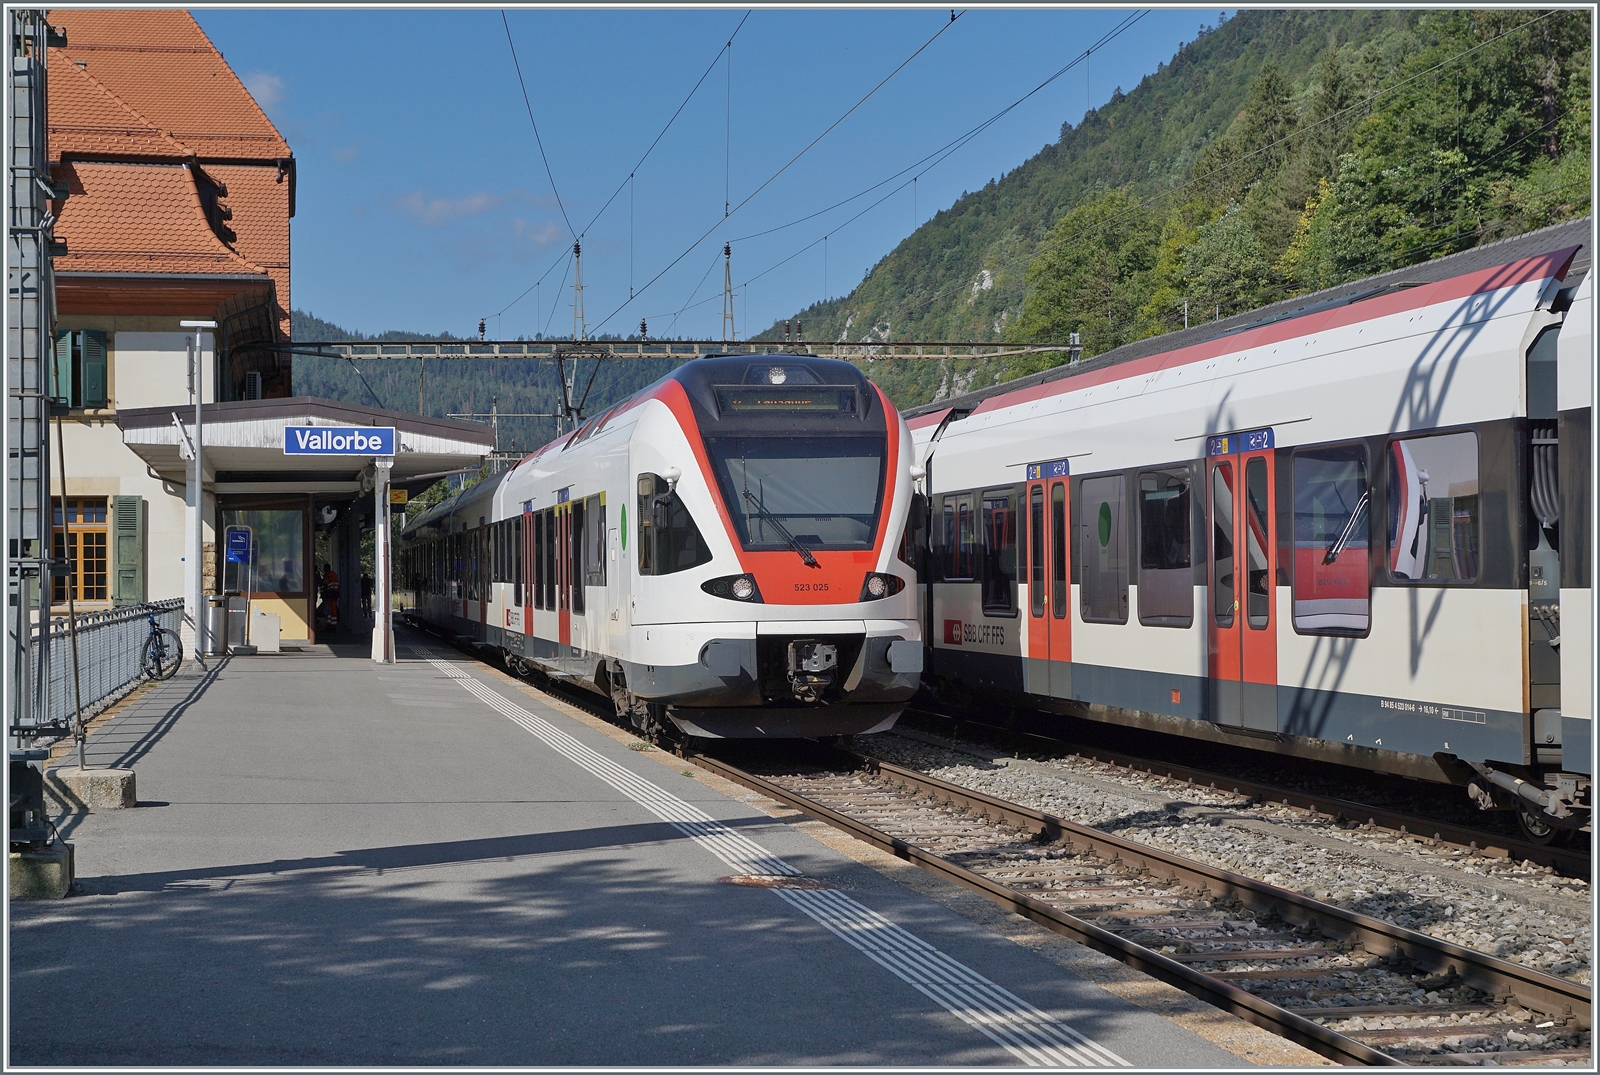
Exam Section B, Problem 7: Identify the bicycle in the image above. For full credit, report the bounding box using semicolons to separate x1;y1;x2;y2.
140;604;184;681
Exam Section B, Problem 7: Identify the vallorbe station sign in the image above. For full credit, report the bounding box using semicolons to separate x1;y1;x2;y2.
283;426;396;456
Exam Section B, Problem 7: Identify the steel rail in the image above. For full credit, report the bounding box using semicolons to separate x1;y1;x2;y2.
686;749;1400;1066
904;707;1590;876
857;754;1593;1027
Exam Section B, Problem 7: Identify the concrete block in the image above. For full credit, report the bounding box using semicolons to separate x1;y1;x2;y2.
10;843;73;899
45;767;136;810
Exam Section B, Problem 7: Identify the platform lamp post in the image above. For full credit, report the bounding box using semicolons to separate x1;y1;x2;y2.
371;456;394;664
180;320;217;661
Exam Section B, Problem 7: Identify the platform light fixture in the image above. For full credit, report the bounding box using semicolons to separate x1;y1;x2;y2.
180;320;217;660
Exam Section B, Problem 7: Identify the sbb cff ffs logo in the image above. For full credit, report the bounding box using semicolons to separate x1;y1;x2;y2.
944;619;963;645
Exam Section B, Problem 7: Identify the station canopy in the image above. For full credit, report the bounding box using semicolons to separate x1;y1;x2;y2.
119;396;495;495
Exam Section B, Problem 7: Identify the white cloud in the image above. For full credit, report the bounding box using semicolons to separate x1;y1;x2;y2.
513;218;565;247
242;70;285;109
394;190;503;227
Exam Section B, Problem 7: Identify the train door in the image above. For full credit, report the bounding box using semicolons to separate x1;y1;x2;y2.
1024;461;1072;696
1047;476;1071;694
1026;478;1048;694
556;499;571;647
1206;431;1277;730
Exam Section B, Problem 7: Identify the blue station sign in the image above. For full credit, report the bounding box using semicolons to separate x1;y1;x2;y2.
284;426;396;456
1025;458;1070;481
1206;427;1274;457
224;527;252;564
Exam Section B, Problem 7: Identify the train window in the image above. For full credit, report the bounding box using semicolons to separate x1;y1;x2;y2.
705;434;884;551
1245;458;1271;629
939;494;978;580
1079;475;1128;623
533;512;545;609
544;508;557;610
981;491;1016;615
1138;468;1193;627
513;516;524;607
570;500;586;615
1386;431;1480;583
1292;445;1370;633
1029;486;1045;617
1211;465;1235;629
637;473;713;576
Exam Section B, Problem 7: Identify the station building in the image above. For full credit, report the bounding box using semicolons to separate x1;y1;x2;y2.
45;9;490;645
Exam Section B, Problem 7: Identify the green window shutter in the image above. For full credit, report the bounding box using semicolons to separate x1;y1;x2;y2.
111;495;147;606
81;330;107;408
50;331;72;405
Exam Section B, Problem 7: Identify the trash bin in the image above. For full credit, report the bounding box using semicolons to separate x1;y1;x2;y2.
225;596;248;648
203;595;227;656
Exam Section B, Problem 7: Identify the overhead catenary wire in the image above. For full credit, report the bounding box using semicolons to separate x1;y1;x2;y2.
717;9;1149;325
502;10;575;242
728;9;1145;248
486;10;752;324
588;9;968;336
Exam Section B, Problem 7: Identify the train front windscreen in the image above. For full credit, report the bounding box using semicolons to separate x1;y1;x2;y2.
704;434;886;552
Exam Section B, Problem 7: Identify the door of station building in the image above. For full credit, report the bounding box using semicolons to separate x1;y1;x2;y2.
1206;430;1277;730
1025;460;1072;696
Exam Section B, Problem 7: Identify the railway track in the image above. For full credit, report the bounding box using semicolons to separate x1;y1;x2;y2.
688;743;1592;1068
419;629;1590;1066
900;706;1591;878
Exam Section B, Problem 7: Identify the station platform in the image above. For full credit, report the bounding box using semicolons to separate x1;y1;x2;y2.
10;631;1291;1067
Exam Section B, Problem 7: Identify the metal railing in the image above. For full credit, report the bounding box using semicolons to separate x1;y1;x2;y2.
22;599;184;729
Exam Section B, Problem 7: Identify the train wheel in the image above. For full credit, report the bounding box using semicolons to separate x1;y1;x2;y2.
1516;801;1560;845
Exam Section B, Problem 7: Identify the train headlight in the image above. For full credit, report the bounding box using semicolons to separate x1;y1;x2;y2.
767;366;787;385
702;573;763;602
859;572;905;601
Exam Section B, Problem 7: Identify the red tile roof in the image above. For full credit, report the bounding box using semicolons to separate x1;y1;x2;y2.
53;161;268;277
204;163;291;331
49;9;289;160
47;48;191;159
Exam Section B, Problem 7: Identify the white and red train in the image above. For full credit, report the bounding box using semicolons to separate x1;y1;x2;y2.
396;354;923;740
905;219;1592;839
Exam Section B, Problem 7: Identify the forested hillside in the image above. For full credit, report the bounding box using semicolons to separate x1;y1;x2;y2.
760;8;1591;407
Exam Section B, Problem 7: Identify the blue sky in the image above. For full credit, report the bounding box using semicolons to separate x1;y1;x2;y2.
195;7;1232;341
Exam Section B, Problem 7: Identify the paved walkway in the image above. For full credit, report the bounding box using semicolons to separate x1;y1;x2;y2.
11;633;1251;1067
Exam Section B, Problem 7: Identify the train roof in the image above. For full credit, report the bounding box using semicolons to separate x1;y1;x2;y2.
903;216;1592;422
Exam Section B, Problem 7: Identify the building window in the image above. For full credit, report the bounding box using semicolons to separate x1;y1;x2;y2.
52;498;108;603
1292;445;1370;633
223;509;305;594
51;330;108;409
1386;431;1480;583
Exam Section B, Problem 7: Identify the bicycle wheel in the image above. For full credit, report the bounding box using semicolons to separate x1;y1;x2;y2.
142;628;183;681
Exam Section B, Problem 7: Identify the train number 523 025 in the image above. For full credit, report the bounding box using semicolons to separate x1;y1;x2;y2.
794;582;830;592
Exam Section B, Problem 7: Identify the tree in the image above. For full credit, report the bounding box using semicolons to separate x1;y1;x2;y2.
1008;189;1157;355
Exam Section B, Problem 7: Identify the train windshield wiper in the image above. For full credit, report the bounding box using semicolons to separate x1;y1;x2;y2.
1322;490;1370;565
741;487;819;568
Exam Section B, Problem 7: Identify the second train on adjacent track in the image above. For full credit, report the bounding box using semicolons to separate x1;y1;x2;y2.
902;220;1592;841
